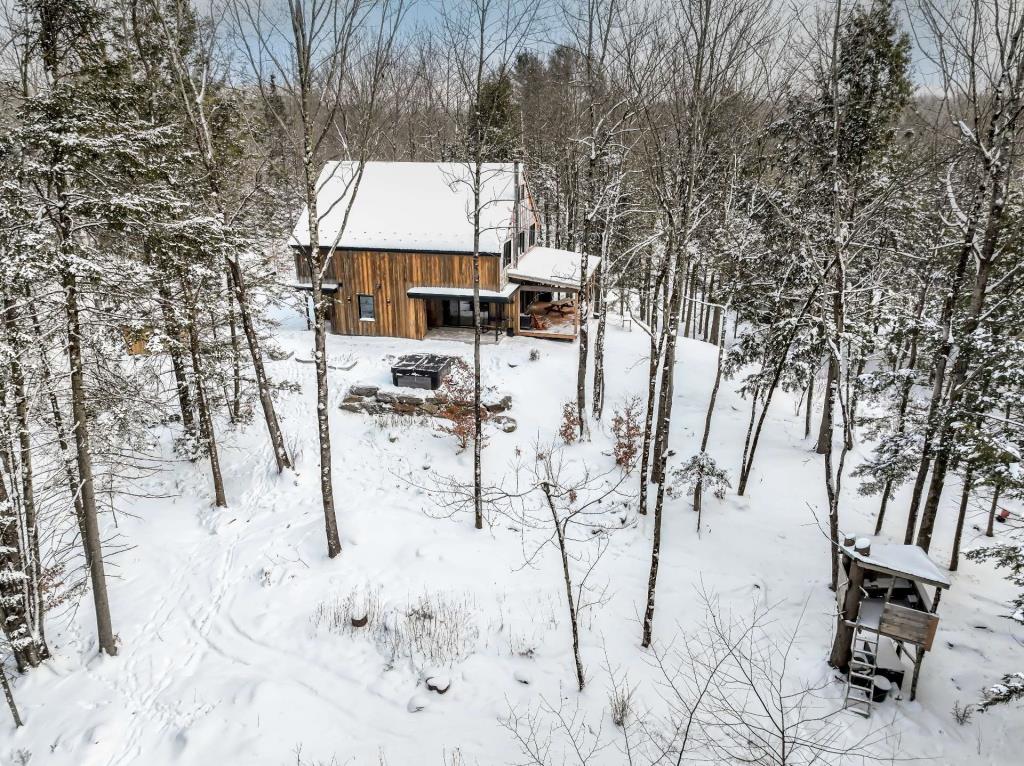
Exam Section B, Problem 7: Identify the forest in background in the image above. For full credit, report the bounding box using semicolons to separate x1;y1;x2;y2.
1;0;1023;732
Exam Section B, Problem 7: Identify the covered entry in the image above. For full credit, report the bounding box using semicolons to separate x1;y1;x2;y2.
406;285;518;337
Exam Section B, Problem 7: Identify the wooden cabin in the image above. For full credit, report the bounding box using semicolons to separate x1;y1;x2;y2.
289;161;599;341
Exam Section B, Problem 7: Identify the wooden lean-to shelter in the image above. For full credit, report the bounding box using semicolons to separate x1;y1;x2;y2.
830;535;951;717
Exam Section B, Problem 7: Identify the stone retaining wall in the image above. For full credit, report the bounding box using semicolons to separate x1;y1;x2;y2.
339;385;516;431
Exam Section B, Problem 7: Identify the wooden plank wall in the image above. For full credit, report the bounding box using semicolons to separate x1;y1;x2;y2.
315;248;502;339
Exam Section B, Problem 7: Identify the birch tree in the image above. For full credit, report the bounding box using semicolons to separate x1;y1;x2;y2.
232;0;405;556
438;0;540;529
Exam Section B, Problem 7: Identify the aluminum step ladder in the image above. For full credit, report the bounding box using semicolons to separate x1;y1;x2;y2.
843;625;880;717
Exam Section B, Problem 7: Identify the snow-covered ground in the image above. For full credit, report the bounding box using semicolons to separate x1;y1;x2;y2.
4;300;1020;765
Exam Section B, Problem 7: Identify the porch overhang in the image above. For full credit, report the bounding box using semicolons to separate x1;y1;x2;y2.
507;246;600;291
406;284;518;304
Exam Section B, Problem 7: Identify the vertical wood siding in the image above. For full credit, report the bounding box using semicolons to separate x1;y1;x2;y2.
297;248;502;339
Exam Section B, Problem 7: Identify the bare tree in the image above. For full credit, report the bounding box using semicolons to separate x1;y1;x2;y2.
232;0;406;556
429;440;631;691
437;0;541;529
0;654;22;727
652;593;892;765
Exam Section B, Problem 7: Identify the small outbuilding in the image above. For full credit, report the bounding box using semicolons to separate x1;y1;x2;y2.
829;535;951;717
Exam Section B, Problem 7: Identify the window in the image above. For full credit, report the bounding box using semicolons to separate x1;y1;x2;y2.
529;224;537;246
357;294;375;321
518;230;526;253
503;240;512;268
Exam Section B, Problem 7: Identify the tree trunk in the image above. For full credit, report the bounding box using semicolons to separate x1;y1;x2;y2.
302;146;342;557
693;319;726;532
905;218;978;544
0;453;40;671
542;482;585;691
640;254;651;325
701;274;715;342
591;253;607;420
0;663;22;727
472;162;484;531
823;222;848;591
3;300;47;658
829;555;864;671
948;467;974;571
738;276;828;495
226;287;243;423
682;263;697;338
183;283;228;509
737;387;760;495
61;268;117;656
815;355;838;455
5;319;46;659
804;374;814;439
845;295;878;451
651;249;686;485
575;279;590;441
638;325;662;516
915;253;996;552
23;291;88;563
641;478;667;648
985;485;1001;538
875;282;928;535
155;281;197;443
641;240;691;647
696;268;708;338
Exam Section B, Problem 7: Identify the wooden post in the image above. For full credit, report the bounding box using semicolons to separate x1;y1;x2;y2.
910;587;943;701
909;648;924;701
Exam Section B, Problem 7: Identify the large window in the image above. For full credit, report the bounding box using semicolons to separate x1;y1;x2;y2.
357;294;375;321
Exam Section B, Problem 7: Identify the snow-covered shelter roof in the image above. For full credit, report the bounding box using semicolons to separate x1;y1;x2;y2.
507;246;600;290
840;538;951;589
407;284;519;303
289;161;519;254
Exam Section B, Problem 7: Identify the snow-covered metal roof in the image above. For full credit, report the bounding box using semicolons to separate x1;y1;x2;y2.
840;538;951;589
507;246;600;290
289;161;519;254
407;284;518;303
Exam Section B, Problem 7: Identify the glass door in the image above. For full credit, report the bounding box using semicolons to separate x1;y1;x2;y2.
443;299;489;327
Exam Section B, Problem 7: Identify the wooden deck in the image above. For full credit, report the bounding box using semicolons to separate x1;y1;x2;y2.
519;299;577;339
518;328;576;342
